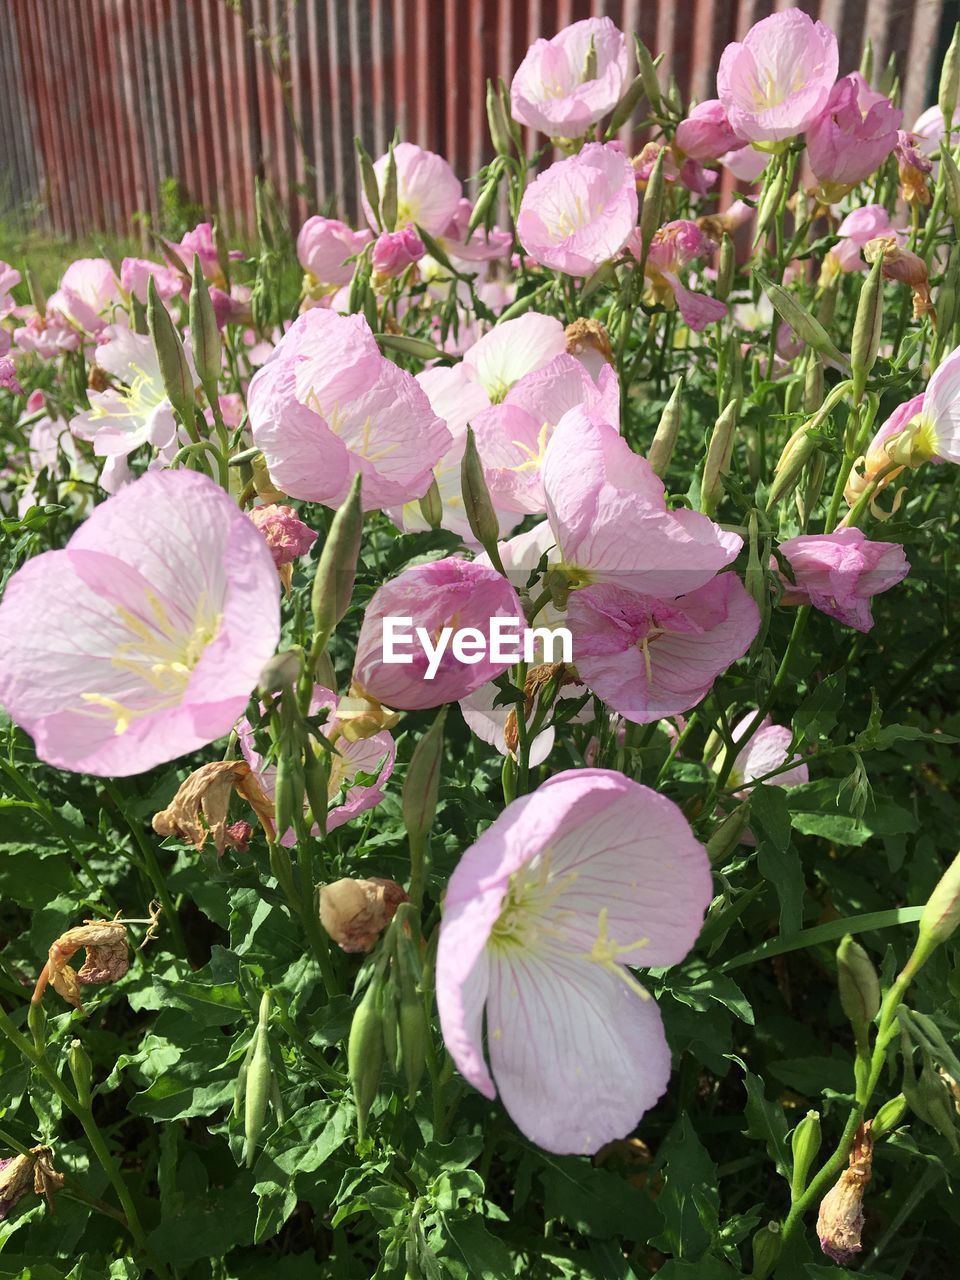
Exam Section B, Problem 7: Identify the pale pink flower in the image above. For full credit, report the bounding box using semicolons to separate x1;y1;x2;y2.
727;712;808;792
363;142;463;236
568;577;759;722
351;557;524;710
296;216;371;286
438;198;513;264
720;145;770;183
472;353;620;515
831;205;904;273
895;131;934;204
238;686;394;837
436;768;712;1154
776;529;910;632
543;408;742;598
0;261;21;316
120;257;183;305
807;74;901;198
0;470;280;775
912;105;960;157
461;311;567;403
247;309;451;511
0;357;22;396
517;143;638;276
717;9;838;144
459;681;557;767
371;226;425;277
843;393;926;512
13;309;81;359
48;258;120;334
209;284;252;329
636;219;727;331
390;364;515;543
248;504;317;568
173;223;236;283
871;350;960;468
510;17;628;139
70;325;192;458
675;99;746;162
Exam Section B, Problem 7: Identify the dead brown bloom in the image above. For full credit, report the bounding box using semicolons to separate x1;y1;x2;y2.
318;877;409;952
565;318;614;368
0;1146;64;1220
31;919;129;1008
864;237;936;323
152;760;275;855
816;1121;873;1265
503;663;580;755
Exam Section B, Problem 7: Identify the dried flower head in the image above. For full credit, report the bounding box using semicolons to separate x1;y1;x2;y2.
864;236;935;321
32;920;129;1008
152;760;276;855
564;318;614;369
318;877;409;952
0;1146;64;1220
816;1122;873;1265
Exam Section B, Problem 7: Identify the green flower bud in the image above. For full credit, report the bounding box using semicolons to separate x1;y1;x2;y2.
647;378;683;477
859;37;874;83
68;1038;93;1108
27;999;47;1050
751;1221;782;1279
607;72;646;136
188;253;222;410
303;744;331;837
938;148;960;233
349;972;386;1139
638;149;665;262
243;992;273;1167
311;473;364;652
753;167;787;245
804;355;824;415
700;399;738;517
716;233;736;302
938;23;960;138
918;850;960;947
705;804;750;864
461;426;504;568
146;276;196;433
790;1110;822;1198
418;476;443;530
355;137;381;230
381;144;398;233
872;1093;907;1140
467;166;503;237
837;935;881;1051
486;78;513;156
755;270;849;371
795;450;826;526
851;255;885;403
402;708;447;852
634;37;661;110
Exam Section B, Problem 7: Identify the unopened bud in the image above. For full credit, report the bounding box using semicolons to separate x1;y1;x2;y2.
700;398;738;517
355;137;381;230
486;79;513;156
468;167;502;237
872;1093;907;1139
243;991;273;1167
461;426;502;564
716;233;736;302
394;904;428;1104
938;23;960;135
918;850;960;946
68;1038;93;1107
380;144;398;233
402;708;446;851
851;255;885;403
751;1222;782;1279
756;270;848;370
859;37;874;83
319;877;408;953
348;972;386;1139
638;150;666;260
607;72;646;136
837;935;881;1050
754;168;787;245
804;356;824;415
705;804;750;863
790;1111;822;1198
147;276;195;432
634;37;660;110
258;648;303;694
938;148;960;232
795;450;826;526
311;473;364;652
647;378;683;477
189;253;222;407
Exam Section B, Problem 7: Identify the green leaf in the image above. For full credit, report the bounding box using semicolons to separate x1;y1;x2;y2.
436;1214;515;1279
731;1057;790;1180
751;785;804;933
539;1155;658;1240
650;1117;719;1260
721;907;925;970
793;670;846;744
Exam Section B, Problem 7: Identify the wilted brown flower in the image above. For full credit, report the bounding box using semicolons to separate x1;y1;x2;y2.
319;877;409;952
334;688;402;743
864;236;935;322
32;920;129;1008
816;1122;873;1265
152;760;275;855
503;663;579;755
565;318;614;370
0;1146;63;1220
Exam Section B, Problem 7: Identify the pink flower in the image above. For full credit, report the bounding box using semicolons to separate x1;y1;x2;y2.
461;312;567;402
120;257;183;305
911;346;960;464
350;557;524;710
48;259;120;334
363;142;463;236
0;470;280;775
717;9;838;144
472;353;620;514
832;205;905;273
247;309;451;511
0;357;22;396
238;686;394;837
0;262;21;316
675;99;746;162
776;529;910;632
568;577;759;722
13;310;80;359
435;768;712;1154
297;216;371;286
637;219;727;331
807;74;901;198
543;408;742;597
174;223;227;283
727;712;809;792
896;131;934;204
517;143;638;277
843;393;925;511
248;504;317;567
438;198;513;264
510;17;628;139
912;104;960;158
371;227;425;277
720;145;770;183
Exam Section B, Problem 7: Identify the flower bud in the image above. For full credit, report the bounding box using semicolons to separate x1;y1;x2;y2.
755;270;849;371
637;149;665;263
851;255;885;404
486;78;514;155
918;850;960;946
354;137;381;230
319;877;408;953
716;233;736;302
939;22;960;135
243;991;273;1168
394;904;428;1104
467;166;503;237
402;708;447;852
790;1110;822;1198
753;166;787;245
872;1092;907;1139
647;378;683;477
837;935;881;1050
750;1222;782;1279
700;399;738;517
189;253;222;407
804;355;824;415
635;38;661;111
68;1038;93;1107
795;449;826;526
311;473;364;652
607;71;646;135
380;144;398;233
349;972;386;1139
259;648;303;694
705;804;750;864
940;148;960;234
816;1123;872;1265
461;425;503;564
767;427;820;510
146;275;195;432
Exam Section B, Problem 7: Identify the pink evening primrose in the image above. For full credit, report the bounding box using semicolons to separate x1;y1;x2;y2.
542;408;743;599
247;308;451;511
120;257;183;305
350;557;525;711
238;686;395;839
471;352;620;515
675;99;746;163
901;343;960;466
0;470;280;775
510;17;628;139
371;227;425;278
363;142;463;237
843;394;927;514
567;577;760;722
717;8;838;145
636;219;727;332
247;504;317;568
776;529;910;633
806;73;902;200
436;768;712;1154
461;312;567;404
48;258;121;335
297;216;372;288
830;205;905;274
517;143;638;277
726;712;809;793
